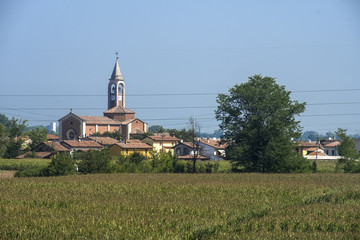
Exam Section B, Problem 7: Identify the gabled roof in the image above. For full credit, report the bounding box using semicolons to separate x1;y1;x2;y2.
78;116;121;125
61;140;103;148
145;135;179;142
198;139;228;149
88;136;119;146
42;141;70;152
173;142;203;149
296;141;324;149
110;60;124;80
104;106;135;114
47;134;59;141
324;141;340;147
112;142;153;149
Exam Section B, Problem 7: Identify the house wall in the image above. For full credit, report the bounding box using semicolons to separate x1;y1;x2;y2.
141;138;176;153
324;147;339;156
198;142;223;160
109;145;151;157
131;119;145;132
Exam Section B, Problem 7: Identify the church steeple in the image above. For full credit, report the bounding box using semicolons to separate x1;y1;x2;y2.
110;59;124;81
108;53;126;109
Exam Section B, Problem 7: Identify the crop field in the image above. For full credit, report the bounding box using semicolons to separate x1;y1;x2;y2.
0;173;359;239
0;158;50;171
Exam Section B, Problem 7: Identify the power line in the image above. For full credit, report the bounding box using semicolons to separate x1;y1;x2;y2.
1;88;360;97
1;101;360;111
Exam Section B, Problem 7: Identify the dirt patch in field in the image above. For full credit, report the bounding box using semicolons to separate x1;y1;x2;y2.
0;171;16;178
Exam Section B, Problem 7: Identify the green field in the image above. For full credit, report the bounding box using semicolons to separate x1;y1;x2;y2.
0;173;359;239
0;158;51;171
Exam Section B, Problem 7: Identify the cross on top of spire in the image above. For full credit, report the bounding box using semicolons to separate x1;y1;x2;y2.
115;51;119;61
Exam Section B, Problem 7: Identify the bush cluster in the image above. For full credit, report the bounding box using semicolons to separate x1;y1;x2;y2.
112;151;221;173
14;150;227;177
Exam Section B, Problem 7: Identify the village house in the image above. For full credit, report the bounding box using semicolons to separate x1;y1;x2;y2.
58;58;148;141
141;134;179;153
172;141;209;160
197;138;227;160
109;141;153;157
295;140;324;156
322;141;340;156
16;141;70;159
61;140;103;153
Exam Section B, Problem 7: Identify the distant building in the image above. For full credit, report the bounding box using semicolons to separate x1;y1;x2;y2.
58;58;148;140
48;122;57;133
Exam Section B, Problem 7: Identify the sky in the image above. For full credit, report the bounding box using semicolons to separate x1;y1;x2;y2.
0;0;359;135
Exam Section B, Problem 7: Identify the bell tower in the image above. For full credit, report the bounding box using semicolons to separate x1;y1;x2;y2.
108;53;125;110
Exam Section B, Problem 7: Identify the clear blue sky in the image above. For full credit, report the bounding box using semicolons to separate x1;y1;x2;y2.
0;0;359;134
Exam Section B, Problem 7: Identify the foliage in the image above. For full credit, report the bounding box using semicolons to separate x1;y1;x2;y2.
27;127;48;149
335;128;360;173
43;152;76;176
0;113;11;128
167;128;194;142
3;139;24;159
0;173;359;239
78;149;111;173
149;125;166;133
8;118;27;138
216;75;307;172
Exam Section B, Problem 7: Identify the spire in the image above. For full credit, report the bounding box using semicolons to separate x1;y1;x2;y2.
110;52;124;80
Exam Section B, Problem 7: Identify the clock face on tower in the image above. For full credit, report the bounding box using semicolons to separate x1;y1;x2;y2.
111;95;115;101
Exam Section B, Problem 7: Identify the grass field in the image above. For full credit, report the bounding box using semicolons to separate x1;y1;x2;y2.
0;173;359;239
0;158;50;171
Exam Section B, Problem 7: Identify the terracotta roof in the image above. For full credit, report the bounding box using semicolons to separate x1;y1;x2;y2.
146;135;179;142
78;116;121;125
42;141;70;151
103;106;134;114
61;140;103;148
16;151;52;159
174;142;203;149
88;136;119;146
177;154;210;160
199;139;228;149
297;141;324;149
47;134;59;141
324;141;340;147
127;139;142;143
307;151;327;156
113;142;153;149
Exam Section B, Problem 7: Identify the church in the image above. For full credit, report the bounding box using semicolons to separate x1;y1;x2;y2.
58;58;148;140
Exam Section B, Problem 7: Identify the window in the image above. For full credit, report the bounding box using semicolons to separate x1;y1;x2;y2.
332;150;335;156
126;149;128;154
326;150;328;155
145;149;147;154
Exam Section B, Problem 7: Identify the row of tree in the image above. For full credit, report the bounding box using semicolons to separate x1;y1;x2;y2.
0;114;48;158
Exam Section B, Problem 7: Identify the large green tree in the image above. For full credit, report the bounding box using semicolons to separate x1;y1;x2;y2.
27;127;48;149
335;128;360;173
215;75;307;172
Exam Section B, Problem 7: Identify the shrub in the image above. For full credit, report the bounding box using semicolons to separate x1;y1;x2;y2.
79;149;111;173
44;152;76;176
